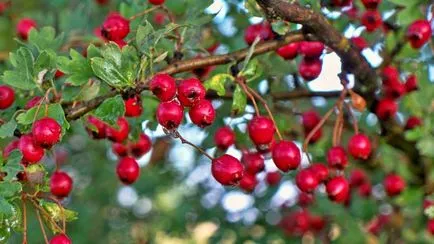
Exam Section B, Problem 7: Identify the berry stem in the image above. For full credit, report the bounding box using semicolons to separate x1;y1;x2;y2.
21;196;27;244
173;131;214;160
28;198;64;233
129;5;161;21
303;107;334;152
236;77;260;116
36;209;49;244
345;102;359;134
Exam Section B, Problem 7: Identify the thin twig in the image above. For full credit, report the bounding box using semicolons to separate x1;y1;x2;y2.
345;102;359;134
236;78;260;116
28;198;64;233
129;5;161;21
303;107;334;152
173;131;214;160
36;210;49;244
21;196;27;244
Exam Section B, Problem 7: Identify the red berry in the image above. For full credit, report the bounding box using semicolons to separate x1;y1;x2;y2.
214;127;235;150
301;110;321;131
326;176;349;203
358;181;372;197
351;36;369;50
265;171;281;186
25;96;42;110
149;0;165;5
156;101;184;129
0;85;15;109
349;169;367;187
112;143;128;157
16;18;37;40
299;41;324;58
239;173;258;192
381;66;400;86
296;168;319;193
361;10;382;32
129;133;152;158
32;117;62;149
424;199;434;209
327;0;352;7
344;5;359;19
298;192;314;207
242;152;265;175
113;39;127;48
54;70;64;79
361;0;381;9
149;74;177;102
95;0;109;5
383;80;405;99
106;117;129;143
407;20;432;49
405;75;418;92
428;219;434;235
348;133;372;160
244;22;274;45
326;146;348;170
405;116;422;130
299;57;322;81
280;211;310;236
375;98;398;120
383;173;405;197
50;171;73;198
272;140;301;172
305;128;322;144
309;215;326;232
116;157;140;184
0;2;10;15
86;115;107;139
124;96;142;117
18;134;45;164
248;116;275;146
3;139;19;158
101;13;130;41
308;163;329;182
211;154;244;186
189;99;215;127
276;42;299;60
49;234;71;244
177;78;206;107
153;12;166;25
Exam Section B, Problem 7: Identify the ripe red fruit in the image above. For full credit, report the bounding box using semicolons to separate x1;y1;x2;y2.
301;110;321;131
427;219;434;235
248;116;275;146
326;146;348;169
328;0;352;7
49;234;71;244
116;157;140;184
54;70;64;79
349;169;367;187
177;78;206;107
309;215;326;232
214;127;235;150
153;12;166;25
211;154;244;186
299;41;324;58
299;57;322;81
383;173;405;197
272;140;301;172
244;22;274;45
424;199;434;210
86;116;107;139
348;133;372;160
95;0;109;5
242;152;265;174
298;192;314;207
101;13;130;41
17;18;37;40
326;176;349;203
239;173;258;192
305;128;322;144
265;171;281;186
156;101;184;129
276;42;299;60
296;168;319;193
280;211;310;236
0;85;15;109
189;99;215;127
375;98;398;120
351;36;368;50
358;181;372;197
106;117;129;142
112;143;128;157
50;171;73;198
308;163;329;182
129;133;152;158
32;117;62;149
124;96;142;117
383;80;405;99
381;66;400;86
24;96;42;110
405;116;422;130
405;75;418;92
361;0;381;9
3;139;19;158
407;20;432;49
149;0;165;5
18;134;45;164
149;74;177;102
361;10;382;32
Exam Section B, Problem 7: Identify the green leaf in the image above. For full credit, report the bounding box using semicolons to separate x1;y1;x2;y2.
0;197;14;217
92;95;125;125
240;58;262;81
232;85;247;115
75;80;100;101
271;21;291;35
58;49;94;86
397;5;423;25
1;151;23;181
417;136;434;158
0;120;17;139
34;49;57;76
204;74;233;96
0;182;22;198
16;103;70;132
136;21;155;48
244;0;263;17
41;200;78;222
2;48;36;90
28;26;64;51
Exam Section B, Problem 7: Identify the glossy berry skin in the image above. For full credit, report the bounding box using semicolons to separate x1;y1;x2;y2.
272;140;301;172
309;163;329;182
361;0;381;9
214;127;235;150
18;134;45;164
407;20;432;49
124;96;142;117
381;66;400;86
239;173;258;192
112;143;128;157
299;41;324;58
32;117;62;149
358;182;372;197
302;110;321;131
86;116;107;139
405;75;418;92
25;96;42;110
189;99;215;128
326;146;348;170
129;133;152;158
16;18;37;40
149;74;177;102
211;154;244;186
348;133;372;160
101;13;130;41
296;168;319;193
375;99;398;120
242;152;265;175
265;171;281;186
276;42;299;60
383;80;405;99
405;116;422;130
156;101;184;129
427;219;434;235
244;22;274;45
0;85;15;109
177;78;206;107
326;176;349;203
248;116;275;146
351;37;368;50
383;173;405;197
50;171;73;198
361;10;382;32
116;157;140;184
149;0;165;5
299;57;322;81
349;169;367;187
49;234;71;244
106;117;129;143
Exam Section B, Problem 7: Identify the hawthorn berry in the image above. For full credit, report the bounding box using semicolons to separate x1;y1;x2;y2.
306;128;322;144
298;41;324;58
177;78;206;107
129;133;152;158
361;0;381;9
299;57;322;81
211;154;244;186
381;66;400;86
242;152;265;175
18;134;45;164
50;171;73;198
248;116;275;146
326;146;348;169
383;173;405;197
348;133;372;160
189;99;215;127
349;169;367;187
383;80;405;99
156;101;184;129
272;140;301;172
298;192;314;207
375;98;398;120
0;85;15;109
326;176;349;203
351;36;369;50
427;219;434;235
407;20;432;49
95;0;109;5
101;13;130;41
49;234;71;244
309;215;326;232
0;1;9;15
280;211;311;236
405;75;418;92
214;127;235;150
112;143;128;157
244;22;274;45
124;96;143;117
24;96;42;110
328;0;352;7
358;181;372;197
361;10;382;32
405;116;422;130
54;70;64;79
149;0;165;5
116;157;140;184
106;117;129;143
276;42;299;60
308;163;329;182
239;173;258;192
150;73;177;102
265;171;281;186
296;168;319;193
86;116;107;139
32;117;62;149
16;18;37;40
301;110;321;131
153;12;166;25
